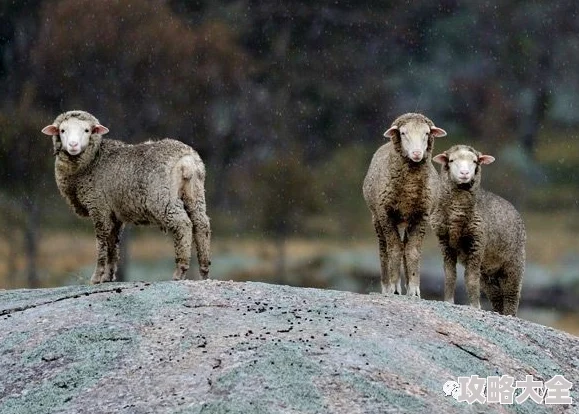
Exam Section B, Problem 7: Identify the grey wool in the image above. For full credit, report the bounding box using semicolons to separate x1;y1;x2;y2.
431;144;525;316
42;110;211;284
362;113;447;297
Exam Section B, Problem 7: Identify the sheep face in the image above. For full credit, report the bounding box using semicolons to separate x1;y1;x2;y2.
42;117;109;156
433;146;495;185
384;119;446;163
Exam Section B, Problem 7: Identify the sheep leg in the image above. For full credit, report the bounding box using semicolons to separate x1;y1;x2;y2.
90;237;108;284
499;266;523;316
372;217;390;293
464;258;482;309
480;274;504;314
373;216;401;294
378;217;403;294
402;251;408;294
438;237;458;303
167;210;193;281
90;217;115;284
192;208;211;279
403;219;427;298
184;183;211;280
105;218;124;282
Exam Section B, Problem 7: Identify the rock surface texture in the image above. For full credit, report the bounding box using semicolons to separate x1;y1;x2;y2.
1;280;577;413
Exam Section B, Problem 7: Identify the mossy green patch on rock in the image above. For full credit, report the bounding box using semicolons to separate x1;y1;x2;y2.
92;281;189;322
0;283;116;315
0;331;30;354
211;343;325;413
341;372;427;412
1;325;136;414
0;331;32;397
436;303;565;379
21;326;134;365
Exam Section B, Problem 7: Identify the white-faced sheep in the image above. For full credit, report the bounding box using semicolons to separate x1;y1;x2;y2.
363;113;447;297
41;110;211;284
431;144;525;315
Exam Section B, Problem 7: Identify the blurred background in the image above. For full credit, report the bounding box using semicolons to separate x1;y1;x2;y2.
0;0;577;334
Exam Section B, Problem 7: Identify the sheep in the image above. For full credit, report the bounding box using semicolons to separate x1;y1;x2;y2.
362;113;447;297
41;110;211;284
431;144;525;316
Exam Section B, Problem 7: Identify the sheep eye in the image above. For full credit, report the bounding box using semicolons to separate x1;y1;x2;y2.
60;129;65;133
85;129;89;133
448;159;454;163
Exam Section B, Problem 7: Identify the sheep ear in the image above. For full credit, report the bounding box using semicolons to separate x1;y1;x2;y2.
42;125;59;136
383;126;398;138
432;153;448;165
430;126;447;138
479;154;495;165
93;125;109;135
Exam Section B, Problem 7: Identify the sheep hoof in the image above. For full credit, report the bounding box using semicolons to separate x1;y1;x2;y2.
381;282;398;295
172;273;184;281
98;269;114;283
406;284;421;298
90;271;104;285
172;262;190;281
395;281;402;295
199;266;210;280
172;269;186;281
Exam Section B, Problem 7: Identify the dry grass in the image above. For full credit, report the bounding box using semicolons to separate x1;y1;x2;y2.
535;134;579;164
553;313;579;337
524;210;579;265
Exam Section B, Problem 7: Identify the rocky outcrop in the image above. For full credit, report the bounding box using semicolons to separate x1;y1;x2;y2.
1;280;577;413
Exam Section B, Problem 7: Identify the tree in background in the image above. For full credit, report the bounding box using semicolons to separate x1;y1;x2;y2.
0;0;50;287
31;0;250;151
240;146;322;283
0;97;54;287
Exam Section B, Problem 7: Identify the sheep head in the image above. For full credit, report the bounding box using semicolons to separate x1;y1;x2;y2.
433;145;495;189
384;113;447;163
41;110;109;156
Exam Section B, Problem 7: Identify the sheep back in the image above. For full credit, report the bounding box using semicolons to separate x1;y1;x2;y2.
478;190;526;274
57;138;204;228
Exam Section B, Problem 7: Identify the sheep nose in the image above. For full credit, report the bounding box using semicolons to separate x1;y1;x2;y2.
460;169;469;176
69;141;79;148
412;151;422;157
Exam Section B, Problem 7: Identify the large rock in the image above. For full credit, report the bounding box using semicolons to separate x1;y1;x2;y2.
0;280;577;413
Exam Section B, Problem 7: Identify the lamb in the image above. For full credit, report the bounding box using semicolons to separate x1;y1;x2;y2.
431;144;525;315
362;113;447;296
41;110;211;284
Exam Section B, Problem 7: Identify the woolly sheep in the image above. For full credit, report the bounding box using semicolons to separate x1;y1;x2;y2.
363;113;447;297
41;110;211;284
431;144;525;315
